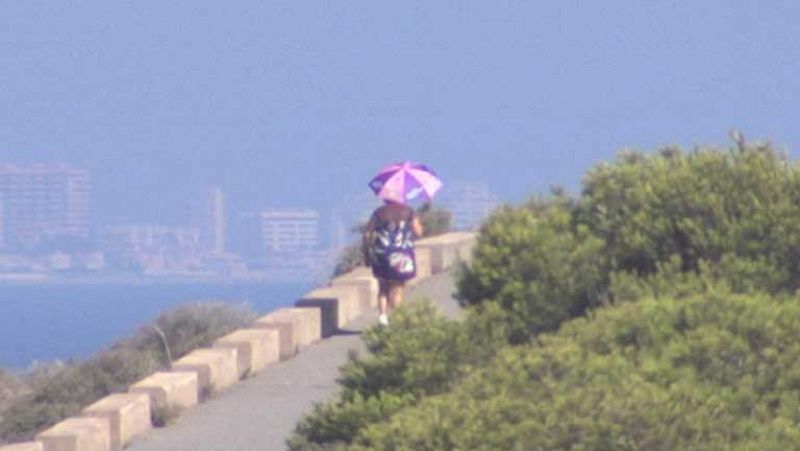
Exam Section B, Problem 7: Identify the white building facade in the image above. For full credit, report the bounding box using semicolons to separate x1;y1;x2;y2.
0;164;90;248
260;208;320;253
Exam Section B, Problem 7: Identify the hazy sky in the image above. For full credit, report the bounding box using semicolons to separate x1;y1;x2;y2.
2;1;798;226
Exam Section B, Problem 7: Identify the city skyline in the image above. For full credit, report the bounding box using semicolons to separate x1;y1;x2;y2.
0;162;498;249
0;161;498;281
4;2;797;230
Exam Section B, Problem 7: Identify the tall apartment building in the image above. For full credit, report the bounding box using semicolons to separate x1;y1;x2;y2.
260;209;320;253
439;181;499;231
0;164;90;248
202;187;225;254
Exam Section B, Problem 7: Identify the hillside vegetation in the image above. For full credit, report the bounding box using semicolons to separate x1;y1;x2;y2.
292;141;800;450
0;303;254;444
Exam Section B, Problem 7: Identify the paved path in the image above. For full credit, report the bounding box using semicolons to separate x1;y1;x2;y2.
128;272;459;451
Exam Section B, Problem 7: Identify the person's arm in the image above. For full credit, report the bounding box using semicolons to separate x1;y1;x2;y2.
411;213;424;237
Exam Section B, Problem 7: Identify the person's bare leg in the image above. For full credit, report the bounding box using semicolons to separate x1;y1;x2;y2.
388;283;405;312
378;280;390;325
378;291;388;316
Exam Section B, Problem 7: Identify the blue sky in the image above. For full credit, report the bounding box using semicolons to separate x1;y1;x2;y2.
1;1;798;226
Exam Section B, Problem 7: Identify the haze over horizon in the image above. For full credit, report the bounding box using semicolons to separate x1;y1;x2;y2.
2;1;798;227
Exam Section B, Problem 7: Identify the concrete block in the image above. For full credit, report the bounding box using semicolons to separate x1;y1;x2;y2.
292;307;322;345
341;266;373;278
82;393;151;451
415;236;444;273
254;308;321;358
331;274;378;312
409;246;432;286
444;232;477;263
253;318;294;359
36;417;110;451
296;285;360;330
0;442;44;451
171;348;239;394
129;371;198;411
214;328;280;376
417;233;476;273
295;293;337;338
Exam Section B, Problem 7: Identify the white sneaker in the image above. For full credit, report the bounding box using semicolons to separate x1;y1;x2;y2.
378;314;389;326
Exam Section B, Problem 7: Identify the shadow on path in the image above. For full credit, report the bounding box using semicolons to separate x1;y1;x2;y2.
332;329;362;337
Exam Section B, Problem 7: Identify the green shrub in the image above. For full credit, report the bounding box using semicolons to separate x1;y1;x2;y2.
354;289;800;450
302;140;800;448
289;300;500;450
456;144;800;344
456;200;608;342
416;203;452;236
0;370;24;411
0;302;256;442
578;145;800;292
0;348;159;442
123;302;255;365
0;370;26;444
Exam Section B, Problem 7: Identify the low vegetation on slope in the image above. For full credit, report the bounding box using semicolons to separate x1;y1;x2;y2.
0;302;254;444
354;288;800;449
292;140;800;449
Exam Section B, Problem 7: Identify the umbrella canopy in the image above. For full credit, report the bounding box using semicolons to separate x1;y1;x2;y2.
369;162;443;204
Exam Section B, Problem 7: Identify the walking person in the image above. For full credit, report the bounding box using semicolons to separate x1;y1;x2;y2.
364;200;424;325
365;162;443;325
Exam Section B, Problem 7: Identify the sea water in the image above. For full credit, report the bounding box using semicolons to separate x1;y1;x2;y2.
0;281;310;370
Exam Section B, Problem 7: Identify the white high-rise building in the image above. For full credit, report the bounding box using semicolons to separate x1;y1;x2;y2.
439;181;499;231
203;187;225;254
0;164;91;248
260;209;320;253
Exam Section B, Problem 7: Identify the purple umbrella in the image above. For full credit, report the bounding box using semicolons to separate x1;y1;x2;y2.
369;162;443;204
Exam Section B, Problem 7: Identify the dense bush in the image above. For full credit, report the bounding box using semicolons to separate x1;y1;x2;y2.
458;145;800;343
123;302;255;365
578;145;800;291
0;302;255;443
416;203;452;236
299;142;800;449
0;370;26;443
288;300;503;450
0;370;24;410
457;199;607;342
353;288;800;450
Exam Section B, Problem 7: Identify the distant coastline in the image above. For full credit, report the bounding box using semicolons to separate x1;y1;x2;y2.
0;272;318;286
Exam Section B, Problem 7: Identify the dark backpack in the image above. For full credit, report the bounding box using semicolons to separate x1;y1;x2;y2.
364;210;417;280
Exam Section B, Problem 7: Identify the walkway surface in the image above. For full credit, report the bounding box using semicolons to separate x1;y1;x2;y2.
128;271;459;451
